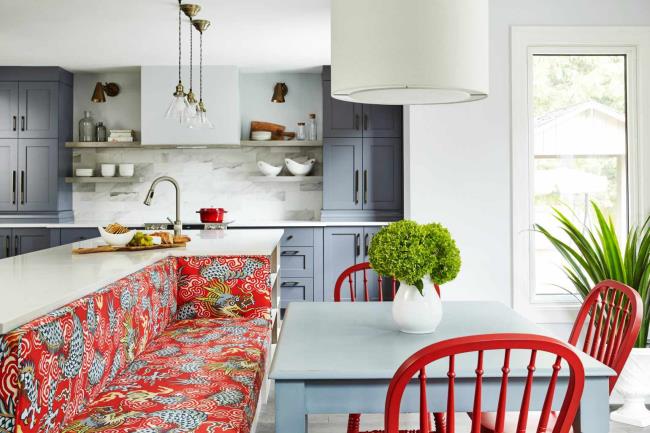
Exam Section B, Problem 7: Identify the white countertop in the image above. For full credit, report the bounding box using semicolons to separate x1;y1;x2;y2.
0;220;390;229
0;229;283;334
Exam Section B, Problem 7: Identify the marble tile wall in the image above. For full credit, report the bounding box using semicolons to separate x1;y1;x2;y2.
72;146;323;224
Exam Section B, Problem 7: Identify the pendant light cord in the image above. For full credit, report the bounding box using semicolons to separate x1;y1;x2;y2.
189;18;193;91
199;31;203;101
177;1;182;84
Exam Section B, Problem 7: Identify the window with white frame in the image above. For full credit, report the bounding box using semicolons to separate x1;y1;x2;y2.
511;28;650;322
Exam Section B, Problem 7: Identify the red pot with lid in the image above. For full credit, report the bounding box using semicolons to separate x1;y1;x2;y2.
196;207;227;223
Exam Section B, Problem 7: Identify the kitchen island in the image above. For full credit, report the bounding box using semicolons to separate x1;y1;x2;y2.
0;229;283;334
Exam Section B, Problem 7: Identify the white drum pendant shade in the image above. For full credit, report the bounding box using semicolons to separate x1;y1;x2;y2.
331;0;489;105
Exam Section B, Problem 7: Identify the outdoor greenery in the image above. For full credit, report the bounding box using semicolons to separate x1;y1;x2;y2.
368;220;461;295
536;202;650;348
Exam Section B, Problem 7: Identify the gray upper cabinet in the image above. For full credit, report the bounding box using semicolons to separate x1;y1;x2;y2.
362;137;402;210
0;139;17;211
0;83;18;138
323;80;363;138
323;138;363;210
18;82;59;139
362;105;402;138
18;139;58;211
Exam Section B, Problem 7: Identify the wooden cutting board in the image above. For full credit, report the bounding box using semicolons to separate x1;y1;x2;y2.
72;243;187;255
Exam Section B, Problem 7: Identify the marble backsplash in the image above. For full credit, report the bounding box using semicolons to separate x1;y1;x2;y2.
72;146;323;224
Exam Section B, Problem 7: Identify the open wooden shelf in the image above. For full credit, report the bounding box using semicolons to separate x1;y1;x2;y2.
65;176;144;184
66;141;322;149
241;140;322;147
66;141;142;148
249;176;322;183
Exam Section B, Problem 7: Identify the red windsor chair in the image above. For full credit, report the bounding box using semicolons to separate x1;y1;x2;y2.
479;280;642;433
334;262;444;433
384;334;586;433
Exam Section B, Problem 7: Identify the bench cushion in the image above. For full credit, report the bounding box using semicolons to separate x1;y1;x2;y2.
61;316;271;433
176;256;272;321
0;257;177;433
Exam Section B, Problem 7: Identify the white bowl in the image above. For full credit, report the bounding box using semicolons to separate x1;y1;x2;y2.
75;168;94;177
98;226;136;246
251;131;272;141
101;164;116;177
257;160;282;177
285;158;315;176
119;163;134;177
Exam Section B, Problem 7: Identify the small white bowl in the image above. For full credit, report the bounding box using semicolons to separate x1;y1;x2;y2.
98;226;136;246
285;158;315;176
75;168;94;177
119;163;134;177
101;164;116;177
251;131;272;141
257;161;282;177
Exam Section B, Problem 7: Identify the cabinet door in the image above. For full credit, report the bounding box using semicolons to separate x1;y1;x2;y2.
279;278;314;310
18;139;58;211
13;228;50;255
0;229;11;259
323;227;363;301
362;137;402;210
323;138;363;210
60;228;100;245
323;80;363;138
0;139;18;211
362;105;402;138
18;82;59;139
0;82;19;138
361;226;394;301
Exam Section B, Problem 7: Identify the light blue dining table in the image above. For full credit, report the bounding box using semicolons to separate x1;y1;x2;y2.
270;301;614;433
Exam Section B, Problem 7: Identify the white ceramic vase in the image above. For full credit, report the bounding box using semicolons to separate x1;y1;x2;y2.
392;276;442;334
610;348;650;427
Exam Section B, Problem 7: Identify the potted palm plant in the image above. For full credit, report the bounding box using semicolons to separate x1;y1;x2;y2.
368;220;461;334
536;202;650;426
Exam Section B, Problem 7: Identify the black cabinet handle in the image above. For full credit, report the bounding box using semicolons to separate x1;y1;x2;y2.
364;233;369;256
12;116;16;131
286;235;293;241
20;116;25;131
281;250;300;256
12;171;16;204
4;235;9;257
363;169;368;204
363;114;368;130
355;114;360;130
20;171;24;205
14;235;19;256
354;170;359;204
281;281;300;287
355;233;361;257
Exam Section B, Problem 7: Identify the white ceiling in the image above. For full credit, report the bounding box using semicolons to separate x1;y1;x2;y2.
0;0;331;73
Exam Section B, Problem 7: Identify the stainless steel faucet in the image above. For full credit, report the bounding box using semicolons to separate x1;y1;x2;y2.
143;176;182;235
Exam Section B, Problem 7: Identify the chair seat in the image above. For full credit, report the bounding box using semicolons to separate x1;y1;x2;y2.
479;411;572;433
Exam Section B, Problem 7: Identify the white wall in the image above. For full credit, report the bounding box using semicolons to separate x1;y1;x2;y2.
73;69;141;141
405;0;650;311
239;72;322;140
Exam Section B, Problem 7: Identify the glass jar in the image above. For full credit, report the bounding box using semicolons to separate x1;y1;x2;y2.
96;122;107;142
79;111;95;142
296;122;306;140
307;113;317;140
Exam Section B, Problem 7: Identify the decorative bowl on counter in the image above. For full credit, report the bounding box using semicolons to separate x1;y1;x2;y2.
285;158;315;176
257;160;282;177
75;168;94;177
98;226;136;246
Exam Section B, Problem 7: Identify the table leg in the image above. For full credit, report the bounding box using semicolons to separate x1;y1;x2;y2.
275;380;307;433
573;377;610;433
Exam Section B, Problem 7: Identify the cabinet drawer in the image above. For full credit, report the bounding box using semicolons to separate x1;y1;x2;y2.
280;246;313;278
281;228;314;247
280;278;314;309
60;228;100;245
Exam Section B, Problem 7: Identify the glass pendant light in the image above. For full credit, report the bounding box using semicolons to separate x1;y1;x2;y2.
192;19;213;128
165;0;190;122
180;4;201;126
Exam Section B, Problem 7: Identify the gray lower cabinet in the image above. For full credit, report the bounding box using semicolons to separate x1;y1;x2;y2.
0;228;50;257
59;228;100;245
279;278;314;310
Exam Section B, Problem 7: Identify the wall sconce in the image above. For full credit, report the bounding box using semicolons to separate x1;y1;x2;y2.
271;82;288;103
91;82;120;103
